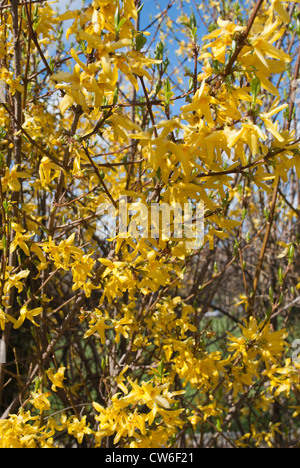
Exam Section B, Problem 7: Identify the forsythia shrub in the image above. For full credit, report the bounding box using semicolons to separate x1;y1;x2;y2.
0;0;300;448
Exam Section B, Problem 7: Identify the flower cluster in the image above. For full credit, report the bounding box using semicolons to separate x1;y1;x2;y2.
1;0;300;449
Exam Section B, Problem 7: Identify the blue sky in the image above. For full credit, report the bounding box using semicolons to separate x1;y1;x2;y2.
55;0;198;91
56;0;202;46
53;0;210;119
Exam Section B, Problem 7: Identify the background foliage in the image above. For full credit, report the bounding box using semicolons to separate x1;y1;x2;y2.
0;0;300;448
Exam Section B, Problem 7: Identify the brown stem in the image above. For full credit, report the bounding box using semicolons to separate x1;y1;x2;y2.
248;180;280;316
139;76;158;138
24;0;53;77
0;0;23;412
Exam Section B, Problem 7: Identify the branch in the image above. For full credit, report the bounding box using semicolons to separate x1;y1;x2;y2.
1;102;65;169
0;0;22;411
0;291;85;419
248;179;280;316
223;0;265;77
24;0;53;77
139;76;158;138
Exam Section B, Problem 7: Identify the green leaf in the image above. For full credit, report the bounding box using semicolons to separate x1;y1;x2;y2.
158;361;164;378
251;76;261;105
33;377;43;392
137;2;144;14
269;286;274;303
265;307;272;321
115;7;121;31
113;86;119;106
216;418;222;431
3;200;10;213
136;33;147;51
278;266;283;285
288;244;295;264
164;78;174;105
190;13;197;30
101;357;106;371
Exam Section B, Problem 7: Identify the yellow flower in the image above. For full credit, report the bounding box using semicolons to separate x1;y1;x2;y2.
181;80;217;128
30;391;51;412
10;223;34;257
228;317;288;367
123;0;138;20
0;411;40;448
0;306;16;330
42;233;83;270
65;416;92;444
0;68;24;96
197;400;224;422
115;365;129;395
39;156;63;187
124;379;173;410
202;18;245;63
84;307;113;340
47;367;66;392
188;413;201;429
52;62;89;114
1;165;30;192
3;270;30;295
260;102;288;143
13;306;43;329
71;253;96;296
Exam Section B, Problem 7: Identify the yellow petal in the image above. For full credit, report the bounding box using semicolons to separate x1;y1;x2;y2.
93;402;104;413
13;316;25;329
106;39;131;53
265;103;288;119
58;10;79;21
59;94;74;114
256;72;279;97
273;0;290;23
19;241;30;256
123;0;138;20
101;55;112;76
31;307;43;317
70;48;90;73
254;48;269;69
51;72;74;83
8;178;21;191
31;244;47;264
261;117;284;142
